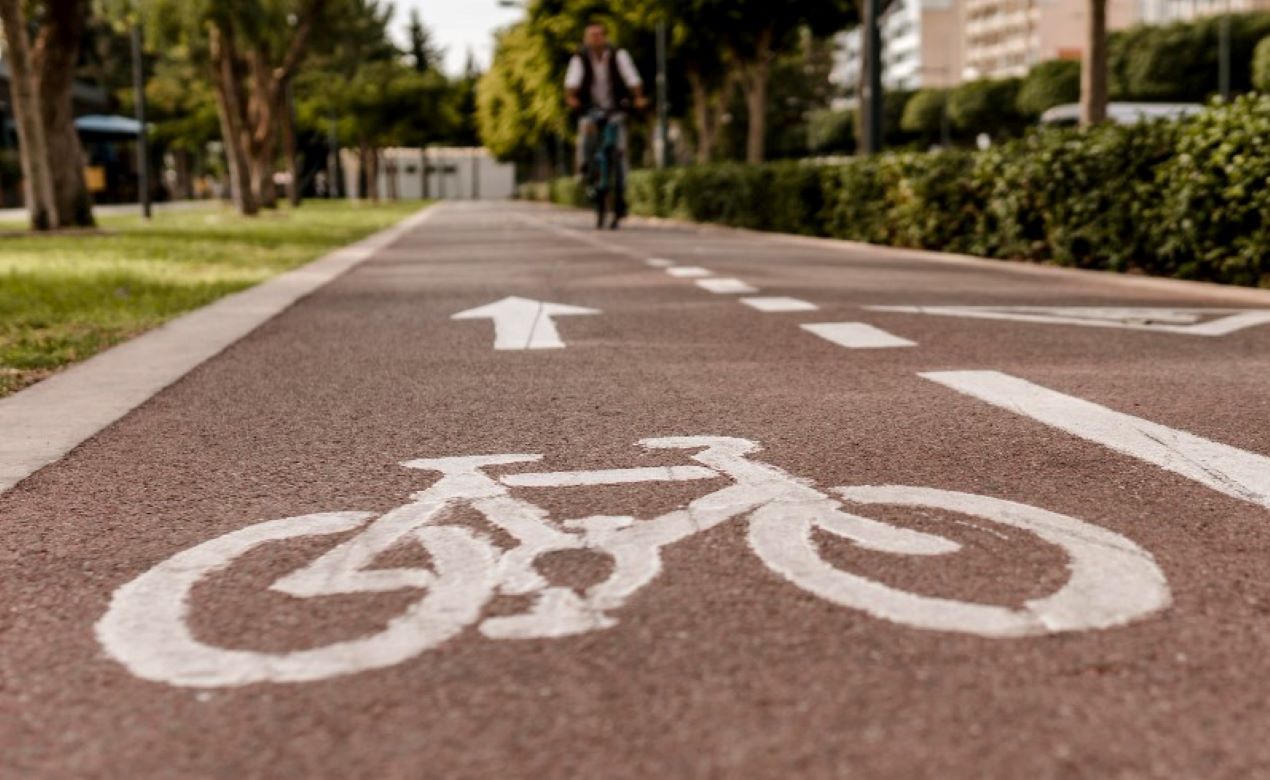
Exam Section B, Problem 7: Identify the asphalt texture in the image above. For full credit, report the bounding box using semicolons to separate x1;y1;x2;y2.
3;201;1269;778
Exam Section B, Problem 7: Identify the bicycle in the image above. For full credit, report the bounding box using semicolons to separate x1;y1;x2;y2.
97;435;1170;688
582;107;627;230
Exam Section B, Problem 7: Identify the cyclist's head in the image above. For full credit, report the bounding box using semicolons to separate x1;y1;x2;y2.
583;20;608;52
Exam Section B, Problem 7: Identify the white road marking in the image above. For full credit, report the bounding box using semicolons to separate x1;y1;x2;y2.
922;370;1270;510
501;465;716;487
645;258;675;268
99;435;1171;686
452;296;600;350
751;485;1170;638
742;296;819;313
870;306;1270;337
802;322;917;349
667;266;712;278
696;278;758;295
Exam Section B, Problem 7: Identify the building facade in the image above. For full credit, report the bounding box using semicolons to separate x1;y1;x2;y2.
832;0;965;103
1140;0;1270;23
963;0;1141;79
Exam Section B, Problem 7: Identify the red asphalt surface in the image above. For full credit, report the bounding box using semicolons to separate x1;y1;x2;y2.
2;202;1269;778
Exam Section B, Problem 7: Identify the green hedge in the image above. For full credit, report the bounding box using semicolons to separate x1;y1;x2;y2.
522;96;1270;288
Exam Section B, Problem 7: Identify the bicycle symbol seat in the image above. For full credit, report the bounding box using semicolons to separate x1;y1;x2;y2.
97;436;1170;687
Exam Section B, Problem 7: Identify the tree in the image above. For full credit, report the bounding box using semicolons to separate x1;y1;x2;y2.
1081;0;1109;126
476;19;574;163
0;0;56;228
0;0;95;229
696;0;856;163
135;0;332;214
407;8;442;73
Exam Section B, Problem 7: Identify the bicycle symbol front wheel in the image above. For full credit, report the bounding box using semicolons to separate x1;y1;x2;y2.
748;485;1170;637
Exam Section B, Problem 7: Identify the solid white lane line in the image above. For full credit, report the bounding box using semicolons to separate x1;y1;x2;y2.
869;306;1270;337
802;322;917;349
697;278;758;295
645;258;675;268
500;465;717;487
921;370;1270;510
742;297;819;313
667;266;712;278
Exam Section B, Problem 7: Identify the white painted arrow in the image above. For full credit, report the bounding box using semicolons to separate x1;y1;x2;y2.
452;296;600;350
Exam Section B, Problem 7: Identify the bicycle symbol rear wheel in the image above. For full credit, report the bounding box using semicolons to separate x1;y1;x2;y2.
96;511;498;687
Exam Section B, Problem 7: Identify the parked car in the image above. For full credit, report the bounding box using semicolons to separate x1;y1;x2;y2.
1039;102;1205;126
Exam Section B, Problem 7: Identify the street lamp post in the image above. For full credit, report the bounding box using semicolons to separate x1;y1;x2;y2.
655;19;669;169
860;0;884;154
1219;2;1232;100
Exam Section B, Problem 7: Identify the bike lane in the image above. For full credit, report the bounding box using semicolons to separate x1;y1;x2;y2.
2;201;1269;777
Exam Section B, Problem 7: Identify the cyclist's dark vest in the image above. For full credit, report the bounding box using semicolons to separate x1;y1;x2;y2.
576;45;630;111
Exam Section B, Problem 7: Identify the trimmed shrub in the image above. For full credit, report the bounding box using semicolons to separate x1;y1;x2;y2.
1017;60;1081;118
537;97;1270;288
1255;36;1270;92
900;89;949;142
1110;14;1270;101
1154;94;1270;285
808;108;856;155
969;121;1180;269
948;78;1024;137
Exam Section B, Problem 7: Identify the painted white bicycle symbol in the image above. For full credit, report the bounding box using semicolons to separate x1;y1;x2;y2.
97;436;1169;687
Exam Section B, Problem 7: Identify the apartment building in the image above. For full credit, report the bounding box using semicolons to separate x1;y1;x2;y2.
963;0;1141;79
832;0;964;103
1141;0;1270;23
834;0;1252;94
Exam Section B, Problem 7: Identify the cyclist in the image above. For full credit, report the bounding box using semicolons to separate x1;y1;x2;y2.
564;20;648;229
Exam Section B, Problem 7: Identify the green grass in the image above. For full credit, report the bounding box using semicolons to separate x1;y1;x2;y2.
0;200;425;397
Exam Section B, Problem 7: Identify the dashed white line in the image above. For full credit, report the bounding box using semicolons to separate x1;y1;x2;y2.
801;322;917;349
697;278;758;295
645;258;675;268
742;297;819;313
667;266;713;278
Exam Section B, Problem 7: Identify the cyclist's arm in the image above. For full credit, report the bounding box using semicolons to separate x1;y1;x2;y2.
564;55;584;109
616;49;647;108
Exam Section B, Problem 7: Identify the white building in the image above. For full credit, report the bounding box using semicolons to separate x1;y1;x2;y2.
1139;0;1270;23
832;0;964;105
340;147;515;201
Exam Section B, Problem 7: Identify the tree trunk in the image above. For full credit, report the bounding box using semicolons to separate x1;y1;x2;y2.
34;0;94;227
1080;0;1109;127
280;83;300;207
208;24;258;215
0;0;56;229
366;148;381;202
247;51;279;209
738;27;774;164
688;69;737;165
688;71;715;164
174;150;193;200
386;158;399;201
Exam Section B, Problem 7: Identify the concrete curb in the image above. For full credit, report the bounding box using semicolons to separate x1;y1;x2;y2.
0;203;440;496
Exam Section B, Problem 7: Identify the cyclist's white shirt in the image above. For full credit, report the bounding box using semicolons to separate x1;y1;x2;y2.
565;48;642;110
